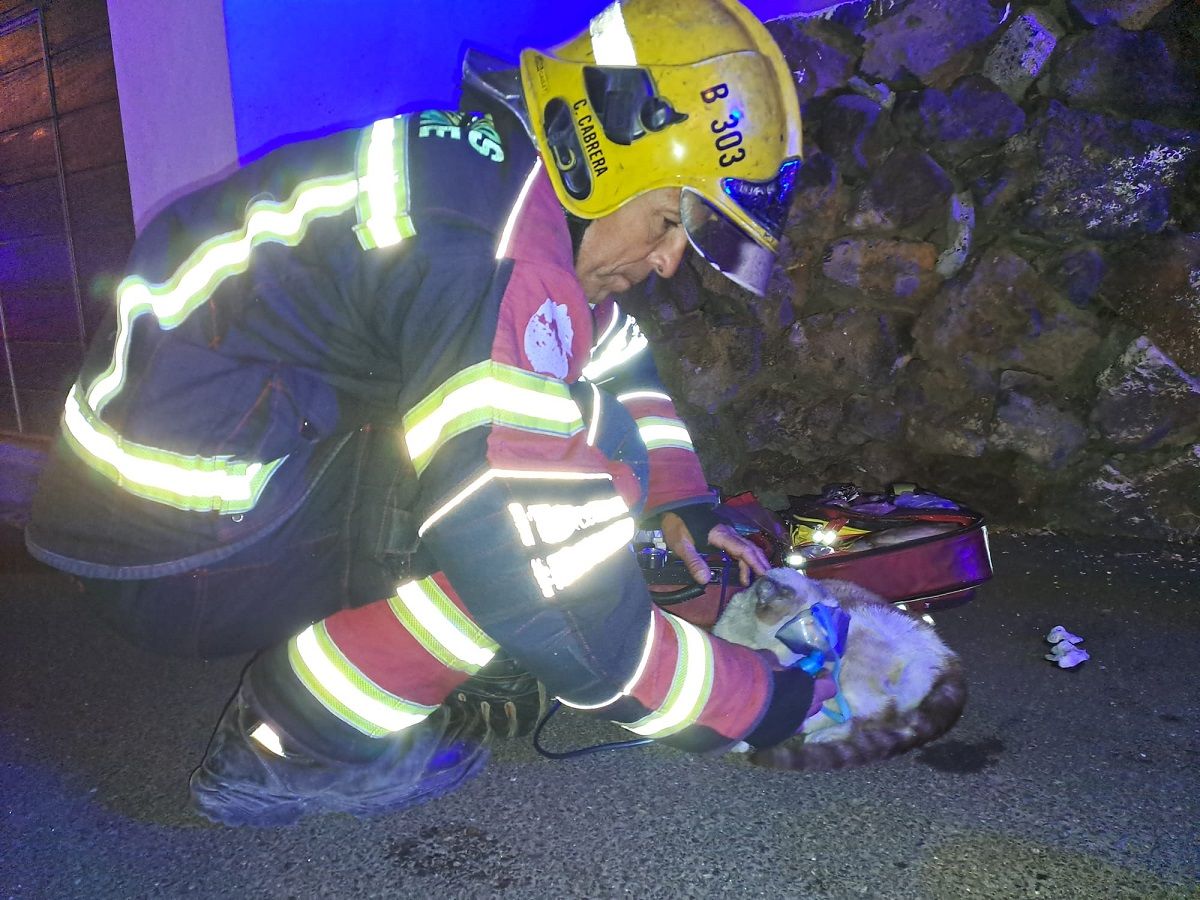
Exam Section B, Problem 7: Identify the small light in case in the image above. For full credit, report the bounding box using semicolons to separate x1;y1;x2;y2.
811;527;838;546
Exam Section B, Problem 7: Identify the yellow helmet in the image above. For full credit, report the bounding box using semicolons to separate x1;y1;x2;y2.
520;0;802;296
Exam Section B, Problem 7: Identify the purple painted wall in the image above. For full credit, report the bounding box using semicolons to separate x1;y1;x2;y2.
224;1;839;161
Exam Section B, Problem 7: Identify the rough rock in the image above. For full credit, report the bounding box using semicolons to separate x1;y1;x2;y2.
981;9;1063;100
767;17;860;107
849;147;953;233
821;237;940;304
1101;232;1200;375
912;250;1103;383
805;94;895;180
1068;0;1177;29
739;389;849;460
656;320;762;415
989;389;1088;469
895;361;994;458
1092;336;1200;450
1041;26;1200;129
784;308;909;392
1011;101;1199;242
896;75;1026;166
1048;245;1108;309
1081;446;1200;541
824;0;906;34
860;0;1002;87
936;192;974;278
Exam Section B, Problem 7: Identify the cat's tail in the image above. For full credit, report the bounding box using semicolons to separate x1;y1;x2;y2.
748;660;968;772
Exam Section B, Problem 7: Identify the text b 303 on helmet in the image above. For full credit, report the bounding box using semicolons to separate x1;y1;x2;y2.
520;0;803;297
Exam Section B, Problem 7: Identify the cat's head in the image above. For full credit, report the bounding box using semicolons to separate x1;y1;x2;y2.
713;568;838;666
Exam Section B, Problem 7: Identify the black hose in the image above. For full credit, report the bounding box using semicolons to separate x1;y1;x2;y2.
532;700;653;759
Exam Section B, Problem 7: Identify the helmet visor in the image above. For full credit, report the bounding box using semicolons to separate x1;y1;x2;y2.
680;158;801;297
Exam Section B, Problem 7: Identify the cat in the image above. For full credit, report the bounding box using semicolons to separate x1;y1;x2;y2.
712;568;966;771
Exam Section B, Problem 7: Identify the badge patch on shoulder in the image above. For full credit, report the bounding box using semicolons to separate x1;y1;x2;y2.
524;299;574;378
416;111;504;162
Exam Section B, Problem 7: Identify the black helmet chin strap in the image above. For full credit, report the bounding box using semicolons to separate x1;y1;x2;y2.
566;211;591;262
459;48;534;141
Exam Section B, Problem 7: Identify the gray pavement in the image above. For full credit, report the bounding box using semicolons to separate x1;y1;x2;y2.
1;524;1198;899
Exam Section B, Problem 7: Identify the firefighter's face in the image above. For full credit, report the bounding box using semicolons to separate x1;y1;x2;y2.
574;188;688;302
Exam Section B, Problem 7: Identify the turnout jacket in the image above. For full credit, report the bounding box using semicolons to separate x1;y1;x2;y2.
27;105;812;752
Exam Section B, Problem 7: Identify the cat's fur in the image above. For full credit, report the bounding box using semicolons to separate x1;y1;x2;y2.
712;568;966;771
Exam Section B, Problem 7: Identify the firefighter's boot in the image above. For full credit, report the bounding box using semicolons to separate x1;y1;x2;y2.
189;684;491;827
443;651;549;738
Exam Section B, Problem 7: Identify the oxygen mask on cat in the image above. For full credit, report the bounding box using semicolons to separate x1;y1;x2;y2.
774;599;850;677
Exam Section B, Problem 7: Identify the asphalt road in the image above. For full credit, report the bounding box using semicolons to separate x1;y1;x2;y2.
1;526;1197;899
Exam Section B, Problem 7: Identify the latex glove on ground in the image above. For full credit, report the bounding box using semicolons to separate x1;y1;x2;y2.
1045;625;1089;668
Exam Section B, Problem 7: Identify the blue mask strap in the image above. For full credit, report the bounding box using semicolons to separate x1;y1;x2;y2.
811;603;850;656
821;656;853;724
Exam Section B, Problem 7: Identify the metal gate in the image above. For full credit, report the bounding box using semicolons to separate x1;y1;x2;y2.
0;0;134;436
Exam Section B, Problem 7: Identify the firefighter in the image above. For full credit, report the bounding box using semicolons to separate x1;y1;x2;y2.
26;0;816;826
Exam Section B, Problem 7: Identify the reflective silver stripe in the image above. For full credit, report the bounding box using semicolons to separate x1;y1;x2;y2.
390;578;498;674
593;301;623;348
354;116;416;250
590;2;638;66
419;468;615;537
582;312;648;382
616;390;671;404
403;360;584;475
623;615;715;738
515;496;631;546
250;723;286;757
558;608;656;710
495;159;543;259
530;514;635;599
585;381;603;447
289;621;436;737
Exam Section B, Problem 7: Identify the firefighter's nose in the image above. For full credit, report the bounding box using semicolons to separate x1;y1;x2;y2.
650;227;688;279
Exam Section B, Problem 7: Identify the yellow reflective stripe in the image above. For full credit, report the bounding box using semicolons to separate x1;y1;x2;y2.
288;621;436;737
636;416;695;452
624;616;715;739
67;170;358;513
389;578;498;674
354;116;417;250
530;514;635;599
403;361;584;475
581;314;648;381
86;174;359;415
61;384;285;514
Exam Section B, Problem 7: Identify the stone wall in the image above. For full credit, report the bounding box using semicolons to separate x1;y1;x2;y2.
626;0;1200;541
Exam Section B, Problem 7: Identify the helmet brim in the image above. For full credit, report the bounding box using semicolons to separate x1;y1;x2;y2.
681;190;777;297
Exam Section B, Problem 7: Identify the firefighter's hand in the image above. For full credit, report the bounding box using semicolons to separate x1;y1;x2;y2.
661;513;770;588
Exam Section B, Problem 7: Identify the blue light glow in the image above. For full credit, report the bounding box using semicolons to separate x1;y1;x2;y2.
224;0;842;162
